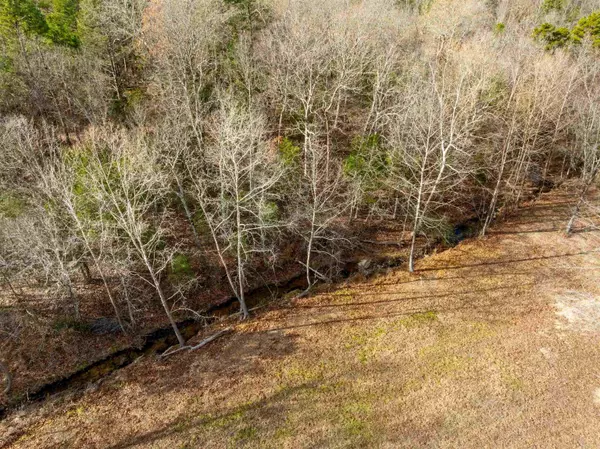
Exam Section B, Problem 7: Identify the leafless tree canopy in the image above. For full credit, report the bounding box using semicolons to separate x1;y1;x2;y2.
1;0;599;345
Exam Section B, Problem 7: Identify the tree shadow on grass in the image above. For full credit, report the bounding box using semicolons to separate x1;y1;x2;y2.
418;250;600;272
105;381;318;449
286;284;534;309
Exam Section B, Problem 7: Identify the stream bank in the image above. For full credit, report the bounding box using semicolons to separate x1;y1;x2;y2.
0;219;480;421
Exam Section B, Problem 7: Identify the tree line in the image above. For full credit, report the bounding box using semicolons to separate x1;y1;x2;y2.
1;0;599;346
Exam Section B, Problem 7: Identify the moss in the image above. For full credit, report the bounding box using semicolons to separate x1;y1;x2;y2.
282;289;302;300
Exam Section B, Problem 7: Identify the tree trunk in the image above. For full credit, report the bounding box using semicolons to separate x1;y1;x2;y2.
2;274;21;302
408;225;418;273
71;212;126;333
481;149;507;237
0;361;11;395
235;204;249;319
149;269;185;347
306;226;314;287
67;281;80;320
175;176;203;251
566;182;592;234
197;201;242;315
80;261;92;283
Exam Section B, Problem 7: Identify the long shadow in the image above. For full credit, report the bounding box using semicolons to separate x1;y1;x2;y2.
286;285;534;309
105;382;318;449
418;250;600;272
487;228;561;235
572;227;600;234
261;298;537;334
334;270;536;291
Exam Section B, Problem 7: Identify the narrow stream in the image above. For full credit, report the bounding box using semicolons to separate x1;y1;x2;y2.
0;220;480;420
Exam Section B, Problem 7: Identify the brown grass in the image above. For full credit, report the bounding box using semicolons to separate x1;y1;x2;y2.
2;188;600;448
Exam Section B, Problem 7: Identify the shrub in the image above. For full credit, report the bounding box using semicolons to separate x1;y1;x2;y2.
541;0;565;13
278;137;301;166
170;253;194;280
343;134;387;182
259;201;279;223
571;11;600;47
533;23;572;50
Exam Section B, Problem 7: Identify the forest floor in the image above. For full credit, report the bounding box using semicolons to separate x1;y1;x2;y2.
2;188;600;448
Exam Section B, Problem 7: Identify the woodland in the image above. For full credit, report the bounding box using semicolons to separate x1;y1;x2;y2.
1;0;600;398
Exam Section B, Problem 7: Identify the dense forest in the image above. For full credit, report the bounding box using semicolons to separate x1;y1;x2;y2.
1;0;599;356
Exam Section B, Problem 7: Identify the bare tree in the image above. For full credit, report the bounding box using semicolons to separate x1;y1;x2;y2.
0;118;83;317
187;97;284;319
387;58;488;272
291;137;349;289
144;0;230;144
85;128;186;346
42;151;127;332
566;56;600;234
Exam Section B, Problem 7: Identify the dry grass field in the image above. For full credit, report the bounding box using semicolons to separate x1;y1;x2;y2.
2;189;600;448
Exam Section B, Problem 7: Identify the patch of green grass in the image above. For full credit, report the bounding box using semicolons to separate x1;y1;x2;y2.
233;426;258;443
210;408;247;429
504;373;524;391
427;354;466;378
0;193;26;218
332;287;355;302
466;321;496;340
345;331;368;349
401;378;423;394
338;400;375;443
272;420;294;441
173;416;193;433
344;326;390;364
276;361;326;385
66;405;86;418
417;336;471;380
394;311;438;329
318;379;347;394
498;365;525;393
